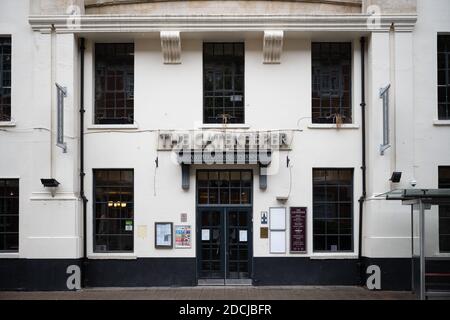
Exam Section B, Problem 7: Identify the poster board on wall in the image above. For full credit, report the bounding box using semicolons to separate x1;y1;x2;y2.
175;225;192;249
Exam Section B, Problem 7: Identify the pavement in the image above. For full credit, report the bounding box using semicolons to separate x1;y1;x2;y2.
0;286;415;300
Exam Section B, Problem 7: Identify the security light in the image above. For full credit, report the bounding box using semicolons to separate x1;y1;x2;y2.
40;178;60;197
40;178;60;188
390;172;402;183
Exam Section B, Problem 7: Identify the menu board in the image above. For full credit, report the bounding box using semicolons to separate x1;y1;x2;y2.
290;207;307;253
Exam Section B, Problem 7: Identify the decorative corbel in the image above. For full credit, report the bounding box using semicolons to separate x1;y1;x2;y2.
160;31;181;64
263;30;284;64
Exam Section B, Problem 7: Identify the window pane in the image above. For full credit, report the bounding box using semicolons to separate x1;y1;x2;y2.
313;219;326;235
0;178;19;252
313;169;353;252
313;235;326;251
437;36;450;120
203;43;245;124
440;235;450;252
93;170;133;252
439;167;450;252
312;42;352;124
339;236;352;251
0;37;12;122
197;170;252;205
439;217;450;235
95;43;134;124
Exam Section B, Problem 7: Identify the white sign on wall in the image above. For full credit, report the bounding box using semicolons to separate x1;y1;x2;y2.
269;207;286;253
269;207;286;230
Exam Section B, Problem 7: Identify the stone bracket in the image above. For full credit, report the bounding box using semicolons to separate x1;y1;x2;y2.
263;30;284;64
160;30;181;64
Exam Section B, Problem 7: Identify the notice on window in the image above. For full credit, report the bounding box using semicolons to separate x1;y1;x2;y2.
202;229;210;241
239;230;248;242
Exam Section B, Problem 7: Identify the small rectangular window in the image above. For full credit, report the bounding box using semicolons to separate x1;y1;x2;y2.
313;168;353;252
95;43;134;125
203;43;245;124
0;37;11;122
312;42;352;124
93;169;134;252
0;179;19;252
197;170;252;205
439;166;450;252
438;35;450;120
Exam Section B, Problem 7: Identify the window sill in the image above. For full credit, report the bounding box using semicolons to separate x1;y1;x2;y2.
86;124;138;130
0;252;19;258
308;124;360;130
199;124;251;130
309;253;358;260
0;121;16;127
433;120;450;126
88;253;137;260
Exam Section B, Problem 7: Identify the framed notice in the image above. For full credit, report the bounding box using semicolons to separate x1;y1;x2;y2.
155;222;173;249
270;231;286;253
269;207;286;230
269;207;286;253
290;207;307;253
175;225;192;249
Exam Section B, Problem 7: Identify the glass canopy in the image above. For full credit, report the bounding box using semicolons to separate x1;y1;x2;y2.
377;189;450;204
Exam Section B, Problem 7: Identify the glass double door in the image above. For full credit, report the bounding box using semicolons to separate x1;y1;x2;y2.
198;207;252;281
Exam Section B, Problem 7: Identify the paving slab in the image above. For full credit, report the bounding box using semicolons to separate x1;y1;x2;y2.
0;286;415;300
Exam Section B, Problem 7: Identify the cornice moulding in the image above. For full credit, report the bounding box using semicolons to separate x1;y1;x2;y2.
28;14;417;34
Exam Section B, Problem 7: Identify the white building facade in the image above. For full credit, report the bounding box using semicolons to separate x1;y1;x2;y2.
0;0;449;290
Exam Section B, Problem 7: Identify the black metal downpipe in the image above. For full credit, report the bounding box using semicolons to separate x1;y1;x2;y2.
358;36;367;285
79;37;88;288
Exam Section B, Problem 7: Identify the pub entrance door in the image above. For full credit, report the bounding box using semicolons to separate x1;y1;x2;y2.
196;170;253;285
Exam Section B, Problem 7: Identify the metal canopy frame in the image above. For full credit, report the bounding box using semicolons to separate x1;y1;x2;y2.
379;189;450;300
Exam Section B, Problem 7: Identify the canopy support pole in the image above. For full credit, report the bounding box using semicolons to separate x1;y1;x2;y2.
419;199;426;300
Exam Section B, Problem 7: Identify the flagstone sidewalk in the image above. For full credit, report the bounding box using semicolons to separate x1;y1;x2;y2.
0;286;415;300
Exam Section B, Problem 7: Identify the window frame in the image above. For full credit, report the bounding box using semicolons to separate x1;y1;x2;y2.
94;43;135;125
312;168;354;253
438;35;450;120
202;42;245;125
92;169;134;253
0;178;19;253
196;170;253;207
311;42;353;125
0;36;12;123
438;166;450;253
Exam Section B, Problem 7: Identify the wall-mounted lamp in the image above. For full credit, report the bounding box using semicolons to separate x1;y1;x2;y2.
390;172;402;183
40;178;60;197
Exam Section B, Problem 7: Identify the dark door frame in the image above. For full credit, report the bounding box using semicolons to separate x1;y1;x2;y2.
196;207;253;281
195;169;254;283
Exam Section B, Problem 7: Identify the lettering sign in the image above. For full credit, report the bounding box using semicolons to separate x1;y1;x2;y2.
158;130;292;151
290;207;307;253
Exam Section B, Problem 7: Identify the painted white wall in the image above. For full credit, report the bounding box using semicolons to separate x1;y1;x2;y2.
0;0;82;259
412;0;450;258
81;36;363;258
0;0;449;261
